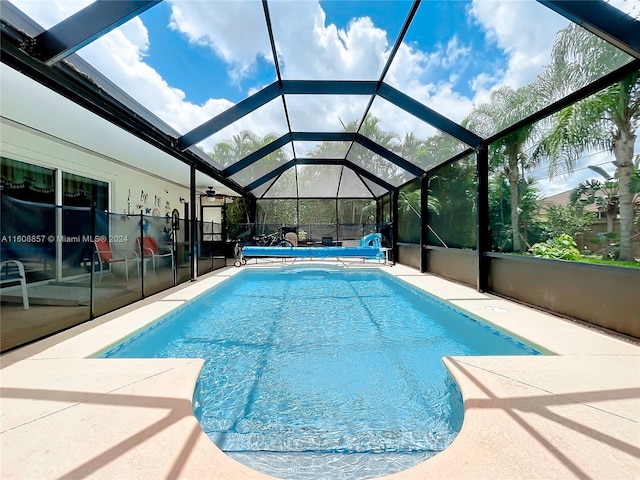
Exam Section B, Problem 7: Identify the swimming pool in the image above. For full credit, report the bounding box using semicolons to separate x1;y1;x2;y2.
102;266;539;479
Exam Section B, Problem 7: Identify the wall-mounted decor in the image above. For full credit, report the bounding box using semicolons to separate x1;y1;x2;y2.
172;208;180;230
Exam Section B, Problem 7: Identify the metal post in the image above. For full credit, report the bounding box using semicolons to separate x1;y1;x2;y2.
55;169;63;282
335;198;339;242
477;144;490;292
140;210;145;297
391;189;399;264
89;203;96;318
190;165;197;281
221;202;227;244
172;214;177;287
420;173;429;273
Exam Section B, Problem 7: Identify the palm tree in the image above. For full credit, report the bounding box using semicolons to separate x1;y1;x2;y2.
465;85;539;251
351;115;403;184
428;155;478;248
398;188;441;217
535;23;639;261
399;132;426;168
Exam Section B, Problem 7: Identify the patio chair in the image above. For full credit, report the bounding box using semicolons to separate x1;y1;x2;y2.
137;236;174;272
0;260;29;309
94;238;140;282
285;231;298;247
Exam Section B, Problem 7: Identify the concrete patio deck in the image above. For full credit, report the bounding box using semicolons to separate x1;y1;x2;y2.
1;263;638;479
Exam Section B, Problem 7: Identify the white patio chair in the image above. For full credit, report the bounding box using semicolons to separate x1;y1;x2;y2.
0;259;29;309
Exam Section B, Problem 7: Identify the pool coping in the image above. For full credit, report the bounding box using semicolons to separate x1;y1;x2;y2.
1;262;639;479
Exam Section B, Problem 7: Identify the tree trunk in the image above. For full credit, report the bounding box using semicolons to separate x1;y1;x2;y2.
606;213;614;234
614;129;636;261
508;154;521;251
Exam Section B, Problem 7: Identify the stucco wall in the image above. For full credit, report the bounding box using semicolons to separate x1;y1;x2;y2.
397;243;421;269
488;254;640;339
426;247;477;287
1;120;190;216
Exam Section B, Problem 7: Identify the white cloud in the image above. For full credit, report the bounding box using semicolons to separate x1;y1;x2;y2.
469;71;503;106
606;0;639;19
442;36;471;69
8;0;577;157
534;137;640;198
167;1;272;82
79;18;235;136
11;0;483;147
160;0;395;145
382;38;476;138
534;150;616;198
10;0;232;137
10;0;92;29
468;0;569;89
268;1;389;80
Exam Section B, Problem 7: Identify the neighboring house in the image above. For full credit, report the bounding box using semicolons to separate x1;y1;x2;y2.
539;189;640;258
539;190;606;220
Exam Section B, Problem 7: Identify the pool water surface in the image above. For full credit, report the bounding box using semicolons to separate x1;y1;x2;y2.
103;266;538;479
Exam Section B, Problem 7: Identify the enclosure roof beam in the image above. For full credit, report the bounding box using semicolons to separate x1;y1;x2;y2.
225;131;423;181
282;80;379;95
179;77;483;161
538;0;640;60
223;134;292;177
31;1;160;66
244;157;394;193
377;83;483;148
245;159;296;192
177;82;282;151
291;131;357;142
296;158;395;190
178;81;380;151
342;161;395;192
348;0;421;164
354;134;425;178
296;158;394;191
483;59;640;147
295;158;347;165
224;132;357;178
0;26;248;197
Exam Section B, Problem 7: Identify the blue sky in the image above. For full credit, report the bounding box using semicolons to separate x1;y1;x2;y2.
9;0;635;196
141;2;234;104
136;1;507;105
140;1;275;104
12;0;571;134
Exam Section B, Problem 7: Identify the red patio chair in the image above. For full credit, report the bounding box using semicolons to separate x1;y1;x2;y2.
137;236;174;272
93;238;140;282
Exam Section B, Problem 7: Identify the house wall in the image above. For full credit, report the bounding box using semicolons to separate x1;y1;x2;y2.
1;120;191;215
1;119;192;252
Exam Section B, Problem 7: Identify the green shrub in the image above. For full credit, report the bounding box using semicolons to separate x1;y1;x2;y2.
528;234;581;261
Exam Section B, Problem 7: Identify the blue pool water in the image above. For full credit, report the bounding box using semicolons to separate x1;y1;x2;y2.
102;266;538;479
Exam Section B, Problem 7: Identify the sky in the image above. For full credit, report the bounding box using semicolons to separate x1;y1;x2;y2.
9;0;637;197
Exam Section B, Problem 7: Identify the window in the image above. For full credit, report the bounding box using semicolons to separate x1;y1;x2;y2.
1;157;54;203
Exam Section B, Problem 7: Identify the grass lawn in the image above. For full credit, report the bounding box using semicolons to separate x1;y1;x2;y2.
578;256;640;268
